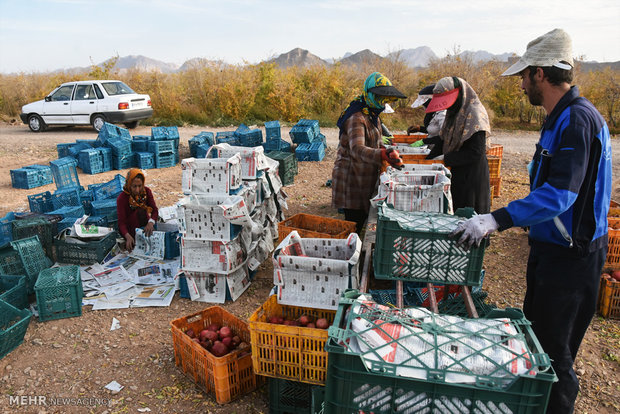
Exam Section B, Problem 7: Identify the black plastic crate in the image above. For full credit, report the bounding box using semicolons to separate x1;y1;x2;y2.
54;231;117;265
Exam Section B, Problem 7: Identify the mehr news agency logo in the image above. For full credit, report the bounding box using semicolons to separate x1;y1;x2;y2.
8;395;110;407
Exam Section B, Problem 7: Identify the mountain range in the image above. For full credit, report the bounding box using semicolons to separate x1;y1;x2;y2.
64;47;618;74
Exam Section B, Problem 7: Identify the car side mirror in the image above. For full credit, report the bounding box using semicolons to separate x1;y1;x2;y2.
45;96;51;102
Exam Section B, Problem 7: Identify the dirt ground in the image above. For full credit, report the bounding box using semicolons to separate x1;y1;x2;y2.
0;123;618;414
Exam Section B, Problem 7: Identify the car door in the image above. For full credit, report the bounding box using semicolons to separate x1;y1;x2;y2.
71;84;98;125
41;84;75;124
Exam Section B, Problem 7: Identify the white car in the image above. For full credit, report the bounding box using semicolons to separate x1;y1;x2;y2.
20;80;153;132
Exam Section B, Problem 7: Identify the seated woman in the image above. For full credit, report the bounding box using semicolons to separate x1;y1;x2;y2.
116;168;159;251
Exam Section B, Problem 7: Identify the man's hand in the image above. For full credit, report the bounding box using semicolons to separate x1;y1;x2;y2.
449;214;499;248
407;125;421;134
124;233;135;252
409;140;425;148
144;221;155;237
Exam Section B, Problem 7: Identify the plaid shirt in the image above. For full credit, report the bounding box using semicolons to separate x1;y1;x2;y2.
331;111;383;212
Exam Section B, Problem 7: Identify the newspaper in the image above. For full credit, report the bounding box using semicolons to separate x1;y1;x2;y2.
133;228;166;260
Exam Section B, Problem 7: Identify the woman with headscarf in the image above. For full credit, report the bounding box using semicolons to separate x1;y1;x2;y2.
410;76;491;214
117;168;159;251
331;72;407;234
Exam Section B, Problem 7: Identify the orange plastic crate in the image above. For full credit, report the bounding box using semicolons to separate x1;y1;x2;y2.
278;213;356;242
490;177;502;198
486;144;504;158
400;153;429;161
170;306;260;404
606;227;620;266
248;295;336;385
598;273;620;319
488;156;502;179
391;134;428;144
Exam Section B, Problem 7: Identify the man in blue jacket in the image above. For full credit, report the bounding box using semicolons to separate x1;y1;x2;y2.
452;28;612;413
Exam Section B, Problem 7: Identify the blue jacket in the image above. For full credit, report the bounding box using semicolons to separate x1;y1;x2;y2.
492;86;612;254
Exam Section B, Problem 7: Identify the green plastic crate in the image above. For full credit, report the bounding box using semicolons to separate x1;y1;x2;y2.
54;231;117;265
323;290;556;414
34;265;83;322
437;290;497;318
12;217;54;260
0;299;32;360
269;377;323;414
10;236;53;294
0;246;25;276
373;205;485;286
0;275;28;309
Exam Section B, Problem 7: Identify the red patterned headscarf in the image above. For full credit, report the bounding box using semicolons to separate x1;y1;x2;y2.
123;169;152;215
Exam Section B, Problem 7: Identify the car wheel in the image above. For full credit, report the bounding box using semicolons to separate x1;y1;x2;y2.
124;121;139;129
91;114;106;132
28;114;46;132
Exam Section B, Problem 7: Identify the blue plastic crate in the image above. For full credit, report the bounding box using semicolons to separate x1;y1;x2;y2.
290;119;320;144
50;157;80;189
135;152;155;169
105;137;132;157
97;147;113;172
113;154;134;170
237;129;263;147
148;140;175;154
68;142;93;158
195;144;216;158
10;165;53;189
164;231;180;259
298;119;320;135
216;131;239;145
263;139;292;153
76;139;99;147
28;191;54;213
189;132;215;157
295;143;311;161
307;142;325;161
131;139;150;153
155;153;175;168
234;123;251;136
77;148;104;174
56;143;73;159
151;126;179;140
0;212;14;248
97;122;121;144
90;199;117;221
51;186;82;209
317;133;327;149
132;135;151;141
93;174;126;201
47;205;85;220
264;120;281;141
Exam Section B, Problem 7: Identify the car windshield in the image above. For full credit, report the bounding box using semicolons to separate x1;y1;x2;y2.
101;81;135;96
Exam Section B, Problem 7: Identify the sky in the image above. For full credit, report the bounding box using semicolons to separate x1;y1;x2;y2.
0;0;619;73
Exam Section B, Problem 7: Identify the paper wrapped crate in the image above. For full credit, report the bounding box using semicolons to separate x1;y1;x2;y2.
176;194;251;242
373;168;453;214
181;155;242;195
215;143;270;180
373;204;485;286
183;266;251;303
181;236;247;274
323;290;556;414
273;231;361;310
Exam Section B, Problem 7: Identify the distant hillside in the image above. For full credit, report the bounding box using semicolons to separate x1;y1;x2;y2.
388;46;437;67
178;57;222;71
457;50;513;63
107;55;179;73
339;49;383;66
268;48;328;69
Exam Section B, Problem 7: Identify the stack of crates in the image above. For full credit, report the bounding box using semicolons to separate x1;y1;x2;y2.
10;164;53;189
267;151;297;186
12;216;55;260
131;135;151;152
189;132;215;158
105;137;134;170
216;131;239;146
50;157;81;190
97;122;131;145
263;120;292;152
323;290;557;413
236;128;263;147
148;139;176;168
134;151;155;169
151;126;180;164
77;148;106;174
289;119;320;144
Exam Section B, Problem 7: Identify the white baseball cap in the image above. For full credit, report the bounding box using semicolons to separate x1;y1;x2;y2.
502;28;574;76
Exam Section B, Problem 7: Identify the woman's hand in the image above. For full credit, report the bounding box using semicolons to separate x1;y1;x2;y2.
144;221;155;237
407;125;421;134
124;233;135;252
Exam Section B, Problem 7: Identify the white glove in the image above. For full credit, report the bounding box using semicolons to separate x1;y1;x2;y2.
450;214;498;248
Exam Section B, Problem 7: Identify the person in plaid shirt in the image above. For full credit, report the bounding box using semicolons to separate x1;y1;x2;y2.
331;72;406;234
